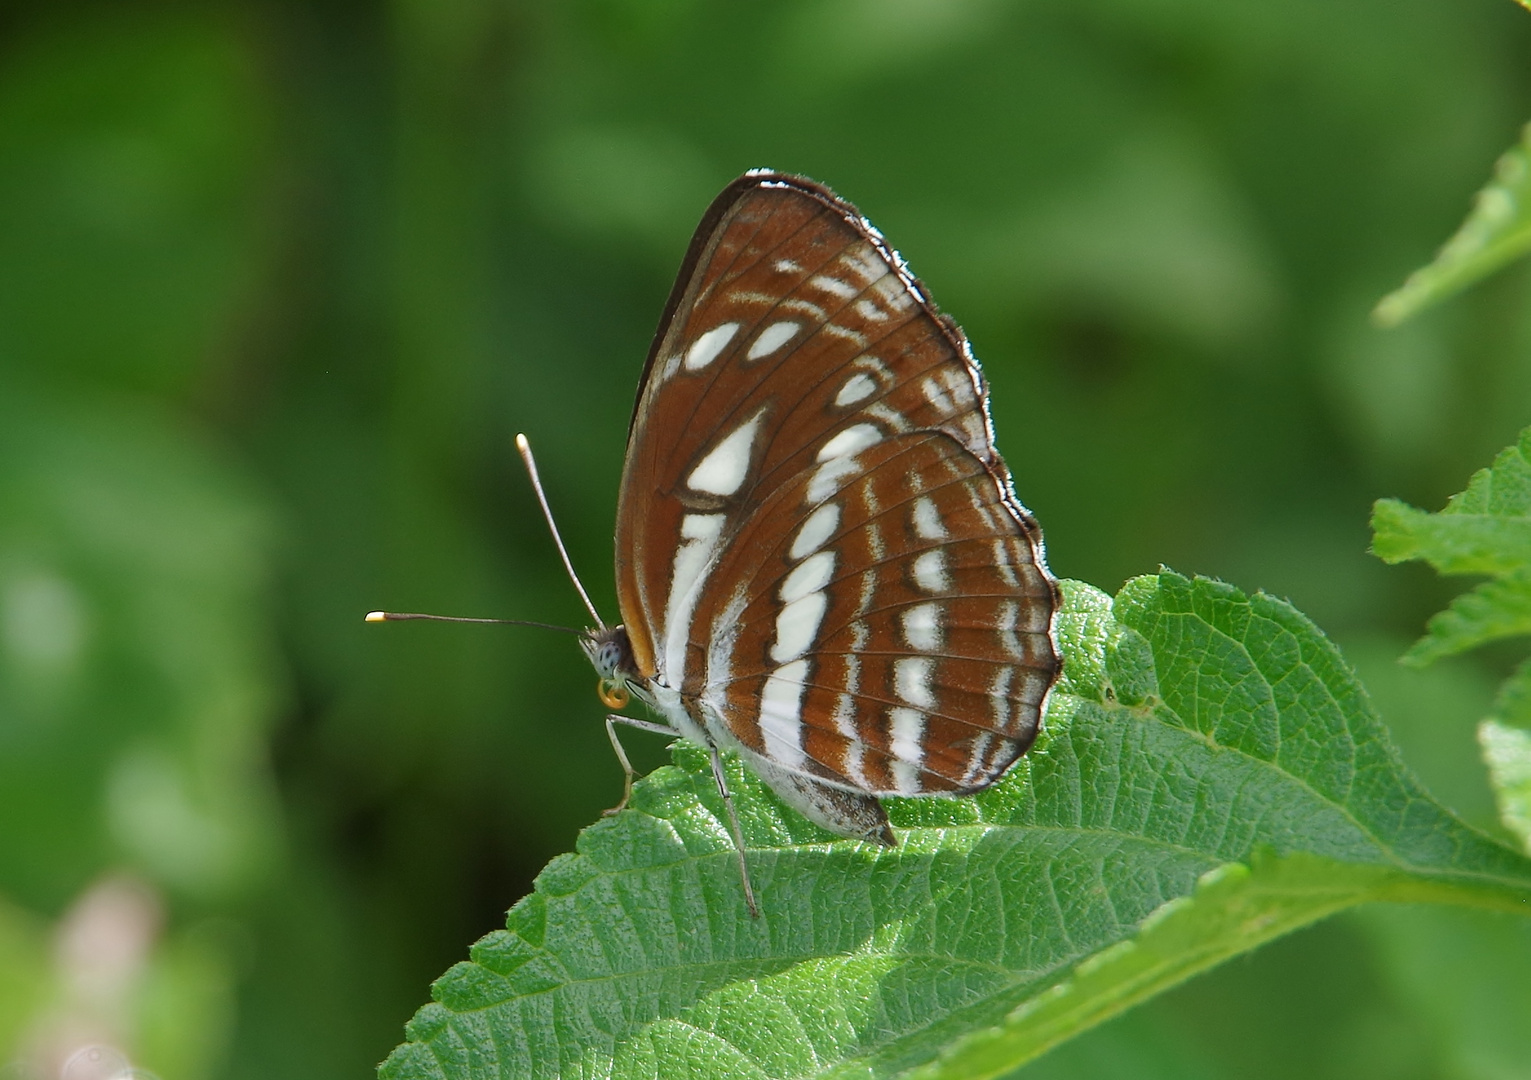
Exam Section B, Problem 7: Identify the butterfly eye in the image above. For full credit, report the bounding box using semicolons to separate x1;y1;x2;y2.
597;678;630;710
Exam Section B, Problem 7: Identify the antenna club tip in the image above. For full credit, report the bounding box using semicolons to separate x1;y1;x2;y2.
364;611;387;623
515;433;530;451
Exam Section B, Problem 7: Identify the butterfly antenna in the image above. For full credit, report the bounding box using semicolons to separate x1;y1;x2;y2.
515;433;607;631
364;611;585;635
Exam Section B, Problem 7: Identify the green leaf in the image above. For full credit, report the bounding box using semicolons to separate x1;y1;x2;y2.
1401;573;1531;665
914;853;1479;1080
1371;428;1531;668
1371;425;1531;850
380;575;1531;1080
1373;121;1531;326
1479;721;1531;852
1371;428;1531;577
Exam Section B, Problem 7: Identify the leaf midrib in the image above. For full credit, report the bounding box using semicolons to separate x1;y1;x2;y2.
444;822;1232;1018
449;906;1157;1078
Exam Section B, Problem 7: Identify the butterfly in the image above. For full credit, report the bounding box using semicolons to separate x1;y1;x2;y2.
374;170;1059;918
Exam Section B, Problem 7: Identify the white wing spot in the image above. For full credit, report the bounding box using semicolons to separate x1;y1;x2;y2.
662;513;726;684
913;549;950;593
912;496;947;540
866;520;886;563
852;354;892;379
895;657;936;709
833;655;860;740
857;582;881;625
790;502;841;560
824;324;870;347
809;274;858;299
840;245;888;284
964;730;996;785
781;551;836;604
805;424;880;504
921;374;955;415
771;590;827;663
747;320;801;360
856;571;878;619
901;602;943;651
807;455;863;504
834;372;878;407
891;760;922;795
985;732;1014;772
997;600;1022;659
818;423;882;461
681;513;720;539
854;298;889;323
844;738;870;789
686;409;766;496
993;538;1020;587
684;322;740;370
864;402;911;432
774;258;802;274
889;707;927;792
781;298;827;320
940;366;978;407
704;584;750;691
989;665;1015;732
760;661;809;770
871;274;916;312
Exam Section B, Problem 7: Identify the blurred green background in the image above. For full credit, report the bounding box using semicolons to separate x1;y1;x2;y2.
2;0;1530;1077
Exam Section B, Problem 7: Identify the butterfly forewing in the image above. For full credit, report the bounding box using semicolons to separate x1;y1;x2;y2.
615;171;1058;809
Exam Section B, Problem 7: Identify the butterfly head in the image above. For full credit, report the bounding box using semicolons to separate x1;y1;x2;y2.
582;625;639;710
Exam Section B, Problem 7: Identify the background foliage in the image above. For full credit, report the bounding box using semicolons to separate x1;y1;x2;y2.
1;1;1530;1078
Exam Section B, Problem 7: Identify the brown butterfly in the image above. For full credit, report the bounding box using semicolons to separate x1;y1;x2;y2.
374;171;1059;917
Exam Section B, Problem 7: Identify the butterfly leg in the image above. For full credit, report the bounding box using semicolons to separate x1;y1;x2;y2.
706;741;761;919
603;714;676;816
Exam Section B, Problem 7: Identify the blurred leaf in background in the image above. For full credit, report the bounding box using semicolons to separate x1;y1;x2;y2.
1;0;1530;1077
1375;122;1531;327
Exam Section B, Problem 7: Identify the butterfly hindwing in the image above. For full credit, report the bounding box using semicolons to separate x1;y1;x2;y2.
701;431;1054;796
